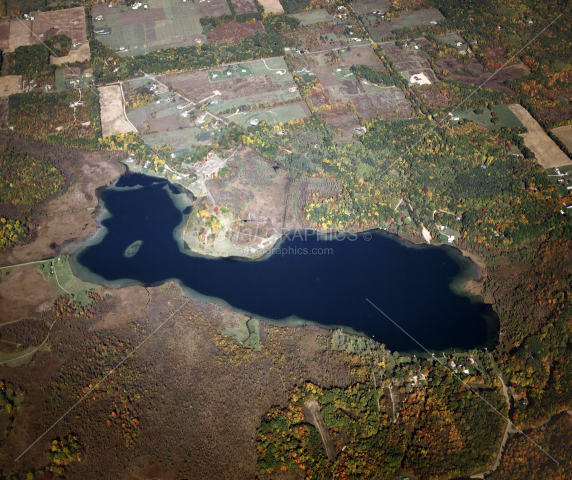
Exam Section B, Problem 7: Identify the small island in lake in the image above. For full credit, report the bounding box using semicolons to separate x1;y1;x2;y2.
123;240;143;258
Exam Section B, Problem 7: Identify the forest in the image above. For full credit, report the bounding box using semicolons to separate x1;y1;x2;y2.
8;90;101;144
256;359;506;479
0;149;65;206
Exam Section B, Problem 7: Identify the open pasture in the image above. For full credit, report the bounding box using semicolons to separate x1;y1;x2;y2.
92;0;204;54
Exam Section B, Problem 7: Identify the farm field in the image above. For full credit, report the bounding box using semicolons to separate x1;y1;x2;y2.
91;0;205;55
551;125;572;152
455;105;523;131
437;55;530;93
363;8;444;41
508;104;572;168
0;7;87;53
99;85;136;137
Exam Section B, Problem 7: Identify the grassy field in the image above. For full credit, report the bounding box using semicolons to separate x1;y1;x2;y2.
287;9;335;26
455;105;523;130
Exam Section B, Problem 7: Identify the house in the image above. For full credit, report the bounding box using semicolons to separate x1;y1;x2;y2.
250;119;259;126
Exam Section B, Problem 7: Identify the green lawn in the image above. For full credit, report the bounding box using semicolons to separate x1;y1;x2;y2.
230;103;308;127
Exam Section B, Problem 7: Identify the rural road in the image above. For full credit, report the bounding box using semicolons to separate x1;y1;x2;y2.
470;375;516;479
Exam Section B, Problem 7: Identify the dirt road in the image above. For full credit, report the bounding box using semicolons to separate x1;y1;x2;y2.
303;400;336;462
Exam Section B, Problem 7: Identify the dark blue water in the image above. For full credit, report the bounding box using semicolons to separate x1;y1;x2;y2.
74;173;498;353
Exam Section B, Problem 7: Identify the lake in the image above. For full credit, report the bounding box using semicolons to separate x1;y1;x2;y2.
71;173;498;353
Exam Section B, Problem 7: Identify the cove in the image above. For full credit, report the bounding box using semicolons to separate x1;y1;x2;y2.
72;173;498;354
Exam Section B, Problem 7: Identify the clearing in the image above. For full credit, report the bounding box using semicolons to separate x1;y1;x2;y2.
436;55;530;93
98;85;136;137
508;104;572;168
551;125;572;152
0;7;87;53
0;75;22;98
